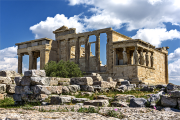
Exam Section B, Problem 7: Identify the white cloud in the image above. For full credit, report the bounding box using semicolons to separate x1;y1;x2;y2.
0;46;17;60
169;48;180;61
132;28;180;47
68;0;94;5
30;14;85;39
169;59;180;81
0;46;28;73
68;0;180;31
0;46;18;72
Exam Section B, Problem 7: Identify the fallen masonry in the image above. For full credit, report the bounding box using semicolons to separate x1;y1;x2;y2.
1;69;180;119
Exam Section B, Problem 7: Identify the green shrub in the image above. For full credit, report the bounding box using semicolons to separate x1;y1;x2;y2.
44;60;83;78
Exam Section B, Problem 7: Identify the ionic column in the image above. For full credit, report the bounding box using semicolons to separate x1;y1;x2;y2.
95;33;100;71
85;35;89;72
66;39;70;61
75;37;80;64
18;53;23;74
145;50;149;67
150;52;154;67
57;40;60;62
123;47;128;65
133;46;139;65
139;48;145;65
40;49;50;69
29;51;33;70
33;57;37;69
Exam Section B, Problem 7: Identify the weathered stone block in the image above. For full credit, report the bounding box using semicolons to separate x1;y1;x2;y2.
121;80;130;85
15;86;32;94
87;86;94;92
49;80;58;86
68;85;80;93
0;70;21;77
81;92;93;96
70;77;93;86
45;86;62;94
0;77;12;84
140;86;154;92
6;84;16;94
129;98;147;107
94;95;113;101
62;86;69;94
24;70;46;77
13;94;22;101
30;77;50;86
93;81;116;89
118;85;127;91
84;100;109;107
72;98;89;103
114;94;135;102
111;101;128;107
31;85;51;95
21;76;31;86
0;84;6;93
14;77;22;86
161;95;177;107
116;78;124;83
170;90;180;97
107;77;113;82
50;95;75;105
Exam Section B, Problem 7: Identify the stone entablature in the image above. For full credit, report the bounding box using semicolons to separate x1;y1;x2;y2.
15;25;169;85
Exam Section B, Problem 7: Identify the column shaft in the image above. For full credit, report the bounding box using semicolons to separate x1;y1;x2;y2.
33;57;37;69
95;33;100;71
40;49;50;69
18;54;23;74
75;37;80;64
29;52;33;70
85;36;89;72
66;39;70;61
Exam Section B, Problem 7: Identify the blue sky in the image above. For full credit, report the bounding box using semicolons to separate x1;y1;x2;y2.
0;0;180;85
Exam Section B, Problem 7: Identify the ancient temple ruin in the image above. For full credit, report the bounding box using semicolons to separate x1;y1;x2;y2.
15;25;169;85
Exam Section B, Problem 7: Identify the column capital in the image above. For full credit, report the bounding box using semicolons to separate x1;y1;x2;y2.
95;33;100;37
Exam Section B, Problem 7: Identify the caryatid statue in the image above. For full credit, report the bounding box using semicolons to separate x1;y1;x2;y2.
123;47;128;65
150;52;154;67
139;49;145;65
134;46;139;65
145;50;149;66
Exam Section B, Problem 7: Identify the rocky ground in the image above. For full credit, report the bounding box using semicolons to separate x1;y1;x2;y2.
0;105;180;120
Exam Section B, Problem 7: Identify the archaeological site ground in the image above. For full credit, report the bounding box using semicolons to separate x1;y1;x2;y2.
0;26;180;120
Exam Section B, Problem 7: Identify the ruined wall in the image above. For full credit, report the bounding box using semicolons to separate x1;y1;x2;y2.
112;65;137;80
49;40;57;62
137;50;166;85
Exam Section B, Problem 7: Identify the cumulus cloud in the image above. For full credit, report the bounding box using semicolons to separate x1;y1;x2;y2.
0;46;18;72
30;14;85;39
169;59;180;81
68;0;180;31
132;28;180;47
169;48;180;61
0;46;28;73
0;46;17;60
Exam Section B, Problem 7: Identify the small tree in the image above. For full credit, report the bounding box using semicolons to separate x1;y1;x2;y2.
44;60;83;78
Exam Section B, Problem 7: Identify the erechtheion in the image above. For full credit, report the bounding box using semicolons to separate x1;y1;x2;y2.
15;25;169;85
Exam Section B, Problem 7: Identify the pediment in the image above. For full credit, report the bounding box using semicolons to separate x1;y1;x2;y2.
54;25;69;32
